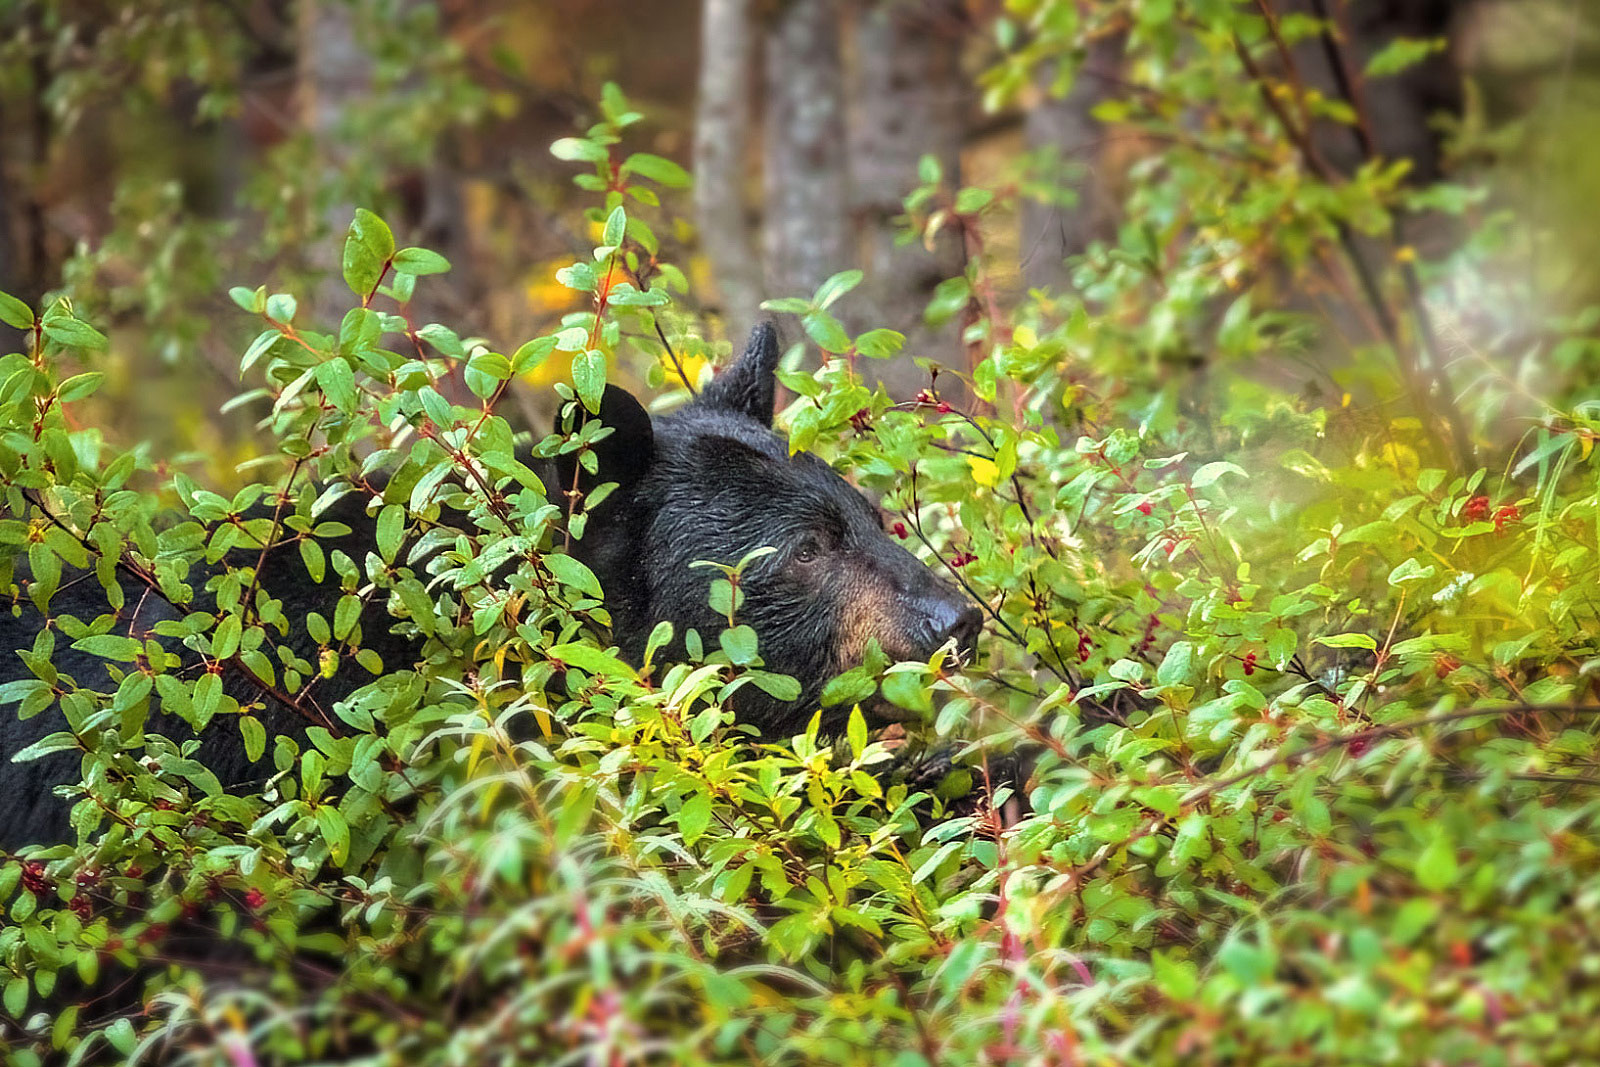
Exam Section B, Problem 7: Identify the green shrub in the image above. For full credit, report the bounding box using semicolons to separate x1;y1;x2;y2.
3;14;1600;1066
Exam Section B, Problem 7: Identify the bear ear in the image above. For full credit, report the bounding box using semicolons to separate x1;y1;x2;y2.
555;384;655;508
696;322;783;425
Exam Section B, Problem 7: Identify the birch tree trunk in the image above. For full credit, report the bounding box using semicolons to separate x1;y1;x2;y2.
694;0;763;345
762;0;850;304
848;0;969;397
298;0;371;320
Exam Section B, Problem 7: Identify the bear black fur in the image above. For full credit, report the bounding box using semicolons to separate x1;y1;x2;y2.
0;325;981;850
565;323;980;738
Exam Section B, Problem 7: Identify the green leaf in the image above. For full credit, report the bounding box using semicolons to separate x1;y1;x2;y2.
880;670;933;715
854;328;904;359
602;205;626;249
0;290;34;329
802;311;851;353
1387;558;1436;586
3;977;26;1018
315;805;350;866
556;262;598;292
240;715;266;762
466;351;513;381
105;1017;137;1055
1156;640;1194;686
954;186;994;213
546;553;603;598
212;614;242;659
548;642;637;680
55;372;104;403
847;705;867;760
316;358;357;411
813;270;863;310
343;209;395;296
228;286;264;313
719;625;759;666
334;594;362;641
70;634;143;662
376;504;404;564
512;337;556;374
1415;832;1457;892
1192;461;1248;488
192;672;223;728
678;792;712;846
42;316;108;350
1315;633;1378;651
1151;950;1199;1000
10;731;81;762
573;349;607;413
550;137;610;164
392;247;451;276
1366;36;1445;78
622;152;690;187
266;292;297;322
241;329;281;376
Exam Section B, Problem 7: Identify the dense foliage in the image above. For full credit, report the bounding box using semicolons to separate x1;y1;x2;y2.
4;4;1600;1065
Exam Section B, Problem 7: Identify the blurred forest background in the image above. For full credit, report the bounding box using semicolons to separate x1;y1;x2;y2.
1;0;1596;476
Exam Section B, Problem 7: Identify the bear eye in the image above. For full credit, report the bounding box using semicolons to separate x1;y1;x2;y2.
793;535;825;565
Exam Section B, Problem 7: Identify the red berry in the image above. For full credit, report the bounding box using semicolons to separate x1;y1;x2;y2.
1136;501;1152;516
1242;651;1257;676
936;401;952;414
244;888;267;911
1493;504;1520;533
19;861;48;896
892;521;908;539
1464;495;1490;521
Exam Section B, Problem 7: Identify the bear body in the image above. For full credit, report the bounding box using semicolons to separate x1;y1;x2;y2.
0;325;979;849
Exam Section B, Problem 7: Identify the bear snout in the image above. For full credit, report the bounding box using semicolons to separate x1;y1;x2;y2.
908;594;984;664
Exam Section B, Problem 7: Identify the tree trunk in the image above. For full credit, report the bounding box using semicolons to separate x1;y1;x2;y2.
847;0;969;398
694;0;763;346
298;0;372;322
762;0;850;305
1285;0;1465;186
1021;29;1127;294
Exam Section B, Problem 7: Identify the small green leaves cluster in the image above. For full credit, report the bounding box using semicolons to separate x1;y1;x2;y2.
5;28;1600;1067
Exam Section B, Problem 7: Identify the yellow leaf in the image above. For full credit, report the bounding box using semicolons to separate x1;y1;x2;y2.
968;454;999;488
466;730;489;778
663;352;710;390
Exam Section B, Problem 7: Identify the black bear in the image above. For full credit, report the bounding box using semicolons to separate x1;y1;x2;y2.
0;324;981;849
562;323;981;738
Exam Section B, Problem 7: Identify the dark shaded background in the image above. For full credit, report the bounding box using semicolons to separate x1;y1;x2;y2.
0;0;1594;476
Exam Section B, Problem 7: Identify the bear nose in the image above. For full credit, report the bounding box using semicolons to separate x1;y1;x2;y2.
915;597;984;663
943;604;984;663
